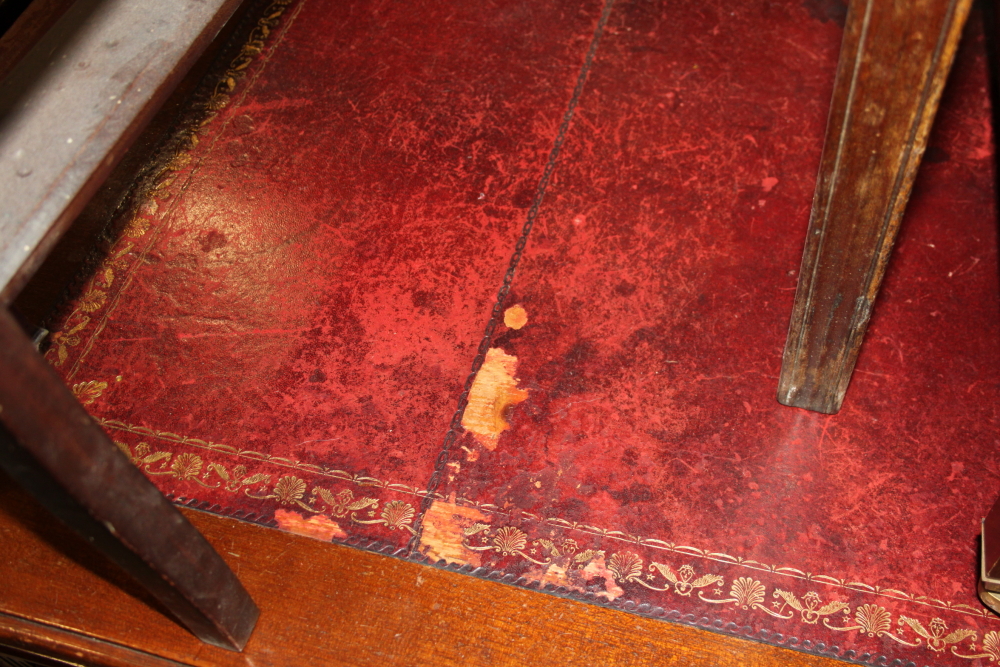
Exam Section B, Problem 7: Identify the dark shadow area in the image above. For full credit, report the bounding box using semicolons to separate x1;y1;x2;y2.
0;0;32;39
0;641;90;667
982;0;1000;310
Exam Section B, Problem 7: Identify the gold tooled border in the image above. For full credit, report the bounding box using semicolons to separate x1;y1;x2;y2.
103;417;1000;661
100;416;999;627
100;418;436;500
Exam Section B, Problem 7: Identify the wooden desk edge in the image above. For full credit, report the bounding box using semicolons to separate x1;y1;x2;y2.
0;614;184;667
0;482;848;667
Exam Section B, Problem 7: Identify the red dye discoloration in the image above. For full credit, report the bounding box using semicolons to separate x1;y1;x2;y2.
45;0;1000;663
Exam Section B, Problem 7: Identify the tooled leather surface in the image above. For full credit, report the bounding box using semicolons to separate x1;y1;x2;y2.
46;0;1000;664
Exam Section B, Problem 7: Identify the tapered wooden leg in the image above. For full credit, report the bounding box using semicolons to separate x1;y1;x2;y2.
0;307;259;650
981;494;1000;615
778;0;973;414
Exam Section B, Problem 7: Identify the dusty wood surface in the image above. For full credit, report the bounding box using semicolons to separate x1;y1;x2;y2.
8;0;265;330
0;308;258;651
0;475;846;667
777;0;973;414
0;0;243;305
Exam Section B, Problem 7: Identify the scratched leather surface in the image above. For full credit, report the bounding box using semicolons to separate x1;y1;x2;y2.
46;0;1000;663
52;0;604;495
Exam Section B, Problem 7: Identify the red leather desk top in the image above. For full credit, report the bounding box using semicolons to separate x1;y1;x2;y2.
45;0;1000;664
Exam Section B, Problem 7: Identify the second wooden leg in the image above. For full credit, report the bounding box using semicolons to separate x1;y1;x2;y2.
777;0;972;414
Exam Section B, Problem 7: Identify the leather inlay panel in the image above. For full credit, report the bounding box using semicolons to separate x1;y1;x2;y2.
39;0;1000;663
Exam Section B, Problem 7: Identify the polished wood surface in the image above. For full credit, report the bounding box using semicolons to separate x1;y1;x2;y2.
0;475;845;667
778;0;974;413
981;495;1000;614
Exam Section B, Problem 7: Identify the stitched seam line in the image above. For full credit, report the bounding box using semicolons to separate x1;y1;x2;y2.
406;0;617;556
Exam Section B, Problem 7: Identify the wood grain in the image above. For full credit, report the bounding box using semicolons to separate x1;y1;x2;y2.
0;474;847;667
777;0;973;414
983;495;1000;591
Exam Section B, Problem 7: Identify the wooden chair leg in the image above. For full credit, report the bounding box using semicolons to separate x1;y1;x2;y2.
777;0;973;414
0;307;259;650
981;495;1000;615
